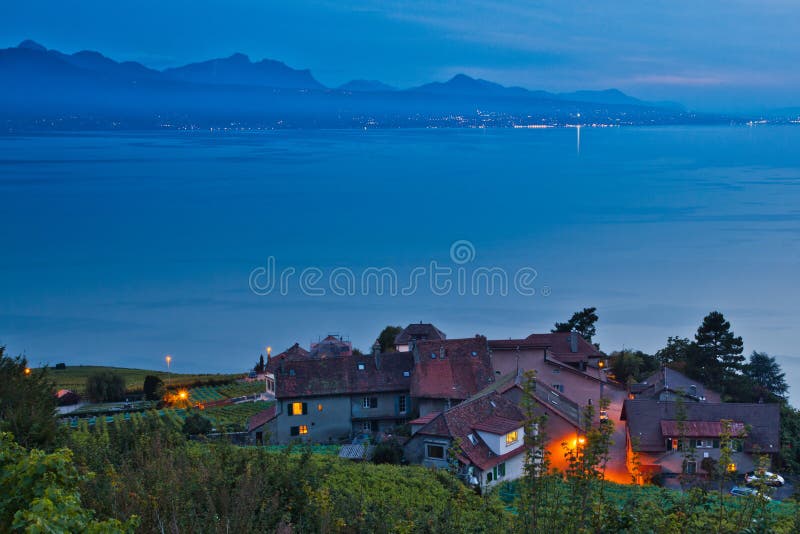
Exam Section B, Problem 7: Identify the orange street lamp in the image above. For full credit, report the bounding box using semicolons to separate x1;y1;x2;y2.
178;390;188;400
24;367;32;376
165;355;172;388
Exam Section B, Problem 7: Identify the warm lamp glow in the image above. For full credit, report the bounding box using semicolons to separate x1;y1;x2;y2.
178;390;188;400
24;367;32;376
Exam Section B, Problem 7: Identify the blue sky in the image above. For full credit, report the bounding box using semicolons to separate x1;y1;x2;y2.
1;0;799;111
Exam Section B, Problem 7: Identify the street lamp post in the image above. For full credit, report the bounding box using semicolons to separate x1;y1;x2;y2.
165;355;172;388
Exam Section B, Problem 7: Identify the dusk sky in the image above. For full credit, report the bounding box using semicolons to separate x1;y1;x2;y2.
2;0;799;111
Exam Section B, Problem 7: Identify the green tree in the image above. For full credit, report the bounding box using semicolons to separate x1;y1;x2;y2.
744;351;788;401
377;325;403;352
142;375;165;401
553;307;598;344
0;348;59;450
609;349;658;383
182;412;213;436
694;311;744;386
0;432;137;533
86;371;126;403
655;336;694;367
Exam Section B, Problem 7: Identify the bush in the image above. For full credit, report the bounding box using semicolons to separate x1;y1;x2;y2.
86;371;126;403
182;412;213;436
372;438;404;464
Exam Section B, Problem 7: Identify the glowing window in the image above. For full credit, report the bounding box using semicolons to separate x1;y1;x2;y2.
317;403;323;412
506;430;519;446
290;402;306;416
299;425;308;435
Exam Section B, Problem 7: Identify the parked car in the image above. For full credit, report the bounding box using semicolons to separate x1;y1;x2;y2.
744;471;785;487
730;486;771;501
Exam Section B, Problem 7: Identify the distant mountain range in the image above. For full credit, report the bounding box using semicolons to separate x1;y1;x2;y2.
0;40;709;130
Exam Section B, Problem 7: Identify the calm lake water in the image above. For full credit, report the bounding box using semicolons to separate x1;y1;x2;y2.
1;126;799;404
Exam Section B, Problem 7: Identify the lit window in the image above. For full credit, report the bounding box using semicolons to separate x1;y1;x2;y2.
299;425;308;435
289;402;306;416
317;403;323;412
506;430;519;446
426;444;445;460
727;463;737;473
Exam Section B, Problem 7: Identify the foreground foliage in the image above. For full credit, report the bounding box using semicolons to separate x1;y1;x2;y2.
64;415;505;532
0;432;137;533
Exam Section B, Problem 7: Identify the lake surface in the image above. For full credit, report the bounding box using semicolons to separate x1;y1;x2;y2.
1;126;799;404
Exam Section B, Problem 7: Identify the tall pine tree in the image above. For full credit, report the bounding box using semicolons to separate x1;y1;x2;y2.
694;311;744;389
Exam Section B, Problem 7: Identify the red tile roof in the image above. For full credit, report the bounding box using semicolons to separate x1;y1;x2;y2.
247;405;277;432
409;412;441;426
415;391;526;471
411;336;495;400
472;415;521;435
276;351;413;398
660;420;747;438
265;343;310;373
489;332;603;363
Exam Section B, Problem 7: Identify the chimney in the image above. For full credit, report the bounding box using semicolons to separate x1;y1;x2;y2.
373;341;382;369
570;331;578;353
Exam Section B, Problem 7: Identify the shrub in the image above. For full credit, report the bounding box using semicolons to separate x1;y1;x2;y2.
182;412;213;436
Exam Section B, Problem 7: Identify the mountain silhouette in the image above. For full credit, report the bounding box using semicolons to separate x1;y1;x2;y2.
162;53;324;89
0;40;695;129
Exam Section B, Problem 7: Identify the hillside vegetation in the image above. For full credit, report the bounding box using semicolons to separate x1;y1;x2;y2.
48;365;240;395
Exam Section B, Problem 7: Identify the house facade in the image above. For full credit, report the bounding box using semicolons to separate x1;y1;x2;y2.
405;391;530;490
269;342;414;444
621;399;781;483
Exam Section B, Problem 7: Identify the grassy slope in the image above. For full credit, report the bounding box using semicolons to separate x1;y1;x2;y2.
48;365;241;395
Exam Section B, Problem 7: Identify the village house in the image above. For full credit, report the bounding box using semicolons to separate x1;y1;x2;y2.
394;322;446;352
405;390;530;490
262;336;414;444
620;399;781;483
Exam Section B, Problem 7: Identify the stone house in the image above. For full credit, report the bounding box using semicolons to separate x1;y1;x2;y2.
269;347;414;444
621;399;781;483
